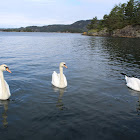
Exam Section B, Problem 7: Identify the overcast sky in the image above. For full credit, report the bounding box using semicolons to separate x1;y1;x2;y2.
0;0;129;28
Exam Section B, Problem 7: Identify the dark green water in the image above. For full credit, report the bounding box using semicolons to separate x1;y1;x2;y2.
0;32;140;140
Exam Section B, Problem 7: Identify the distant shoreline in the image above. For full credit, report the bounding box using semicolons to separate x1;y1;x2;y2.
0;20;91;33
0;30;83;33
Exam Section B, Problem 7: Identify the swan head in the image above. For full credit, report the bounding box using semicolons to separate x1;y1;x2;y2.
60;62;68;68
0;64;12;73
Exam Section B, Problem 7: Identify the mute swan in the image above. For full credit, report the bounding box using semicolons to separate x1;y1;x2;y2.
122;73;140;91
52;62;67;88
0;64;12;100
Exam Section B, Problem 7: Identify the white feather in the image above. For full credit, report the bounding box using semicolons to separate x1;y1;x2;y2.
51;62;67;88
0;64;11;100
0;79;11;100
125;75;140;91
52;71;67;88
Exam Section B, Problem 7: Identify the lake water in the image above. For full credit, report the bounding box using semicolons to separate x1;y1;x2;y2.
0;32;140;140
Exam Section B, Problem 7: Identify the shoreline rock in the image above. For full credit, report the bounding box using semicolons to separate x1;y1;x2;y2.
83;25;140;38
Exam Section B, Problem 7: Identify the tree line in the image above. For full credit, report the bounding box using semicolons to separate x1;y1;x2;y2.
87;0;140;33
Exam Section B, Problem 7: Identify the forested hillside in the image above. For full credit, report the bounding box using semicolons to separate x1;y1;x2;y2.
87;0;140;37
1;20;91;33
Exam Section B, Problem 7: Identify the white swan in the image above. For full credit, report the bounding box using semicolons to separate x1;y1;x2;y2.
52;62;67;88
122;73;140;91
0;64;12;100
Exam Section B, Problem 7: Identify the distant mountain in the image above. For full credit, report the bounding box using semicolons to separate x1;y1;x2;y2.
1;20;91;33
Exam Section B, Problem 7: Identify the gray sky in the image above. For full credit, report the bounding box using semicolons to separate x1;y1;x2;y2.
0;0;129;28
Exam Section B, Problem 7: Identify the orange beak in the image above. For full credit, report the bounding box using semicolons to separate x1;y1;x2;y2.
6;67;12;73
64;65;68;68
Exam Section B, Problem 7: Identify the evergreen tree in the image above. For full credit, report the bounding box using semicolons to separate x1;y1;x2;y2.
87;17;98;30
87;0;140;32
124;0;135;24
135;0;140;24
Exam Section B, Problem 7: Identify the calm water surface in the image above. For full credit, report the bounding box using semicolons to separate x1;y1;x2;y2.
0;32;140;140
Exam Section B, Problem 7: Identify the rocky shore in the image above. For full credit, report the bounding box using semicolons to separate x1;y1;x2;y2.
83;25;140;38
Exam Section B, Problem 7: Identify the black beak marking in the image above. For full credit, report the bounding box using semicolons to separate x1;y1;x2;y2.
4;66;9;69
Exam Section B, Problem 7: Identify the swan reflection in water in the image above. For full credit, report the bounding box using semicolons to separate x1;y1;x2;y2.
137;95;140;115
52;86;66;110
129;90;140;115
0;100;9;128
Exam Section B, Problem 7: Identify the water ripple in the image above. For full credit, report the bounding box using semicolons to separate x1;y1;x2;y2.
0;32;140;139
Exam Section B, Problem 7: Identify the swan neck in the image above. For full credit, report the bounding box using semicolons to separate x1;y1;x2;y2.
0;71;5;82
59;66;63;76
0;71;7;95
59;66;64;87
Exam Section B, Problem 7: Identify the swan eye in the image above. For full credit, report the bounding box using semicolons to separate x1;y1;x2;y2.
4;66;8;69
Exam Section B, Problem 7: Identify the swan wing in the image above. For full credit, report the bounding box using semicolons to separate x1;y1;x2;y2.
0;79;11;99
5;80;11;97
52;71;60;87
0;79;2;98
125;76;140;91
57;74;67;87
63;74;67;87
